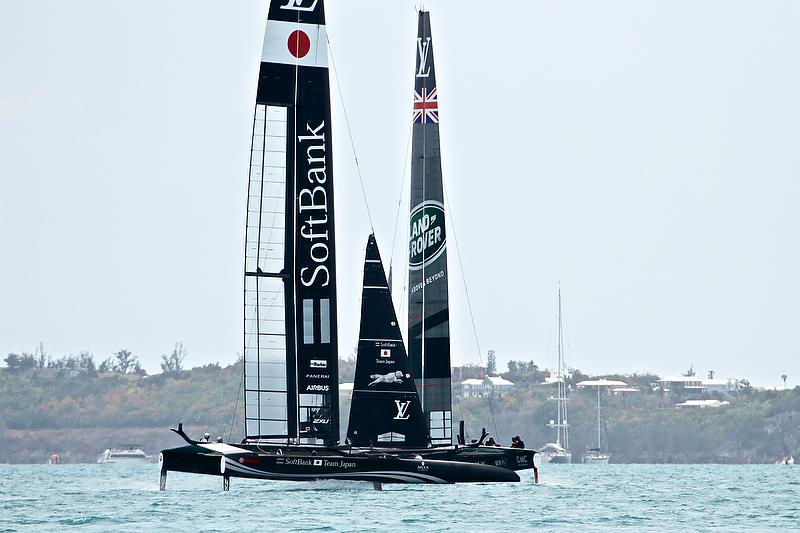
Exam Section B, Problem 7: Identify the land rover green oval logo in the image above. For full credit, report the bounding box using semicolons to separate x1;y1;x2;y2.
409;201;446;271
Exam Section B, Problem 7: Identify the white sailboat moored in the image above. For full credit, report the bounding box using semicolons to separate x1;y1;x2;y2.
576;379;626;464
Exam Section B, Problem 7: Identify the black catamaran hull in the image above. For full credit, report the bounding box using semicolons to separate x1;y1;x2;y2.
159;444;519;485
417;446;537;471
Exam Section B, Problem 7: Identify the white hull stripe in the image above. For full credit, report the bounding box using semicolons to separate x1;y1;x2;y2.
262;19;328;68
223;458;447;483
198;443;249;454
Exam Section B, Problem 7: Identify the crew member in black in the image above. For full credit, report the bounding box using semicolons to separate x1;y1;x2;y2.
510;435;525;448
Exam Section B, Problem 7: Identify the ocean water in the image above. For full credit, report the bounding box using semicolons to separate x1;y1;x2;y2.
0;463;797;532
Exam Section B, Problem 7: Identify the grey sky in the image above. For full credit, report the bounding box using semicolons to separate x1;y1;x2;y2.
1;1;798;386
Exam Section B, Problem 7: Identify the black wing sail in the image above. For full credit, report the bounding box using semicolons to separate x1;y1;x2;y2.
407;10;452;446
243;0;339;446
347;235;429;448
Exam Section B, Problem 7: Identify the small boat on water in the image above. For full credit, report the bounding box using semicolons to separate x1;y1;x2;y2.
577;380;624;464
538;442;572;464
776;456;795;465
98;445;148;463
582;447;611;464
48;453;61;464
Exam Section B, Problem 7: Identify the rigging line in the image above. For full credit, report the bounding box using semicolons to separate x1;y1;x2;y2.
442;183;499;440
399;257;409;344
326;34;374;232
389;121;414;271
229;361;245;442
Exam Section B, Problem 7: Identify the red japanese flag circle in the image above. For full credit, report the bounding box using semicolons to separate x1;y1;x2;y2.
288;30;311;58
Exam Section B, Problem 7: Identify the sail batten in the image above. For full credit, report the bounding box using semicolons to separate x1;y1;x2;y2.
407;11;452;446
243;0;338;445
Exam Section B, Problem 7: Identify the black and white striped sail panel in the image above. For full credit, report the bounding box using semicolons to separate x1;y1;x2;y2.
347;235;429;448
407;10;452;446
243;0;339;446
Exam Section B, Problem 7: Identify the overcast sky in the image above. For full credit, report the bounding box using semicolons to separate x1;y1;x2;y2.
1;0;798;386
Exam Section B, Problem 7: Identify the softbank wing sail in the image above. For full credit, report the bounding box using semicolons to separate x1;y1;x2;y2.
408;10;452;446
244;0;339;445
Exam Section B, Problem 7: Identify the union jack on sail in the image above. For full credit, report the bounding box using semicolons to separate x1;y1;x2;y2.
413;87;438;124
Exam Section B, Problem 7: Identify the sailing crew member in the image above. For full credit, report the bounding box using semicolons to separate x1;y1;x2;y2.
485;436;498;447
199;433;210;443
511;435;525;449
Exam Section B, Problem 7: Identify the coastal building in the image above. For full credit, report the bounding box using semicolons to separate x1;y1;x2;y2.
460;376;515;398
542;369;572;385
575;379;629;391
676;399;730;409
657;376;703;393
611;387;640;395
658;376;740;395
486;376;515;397
461;378;486;397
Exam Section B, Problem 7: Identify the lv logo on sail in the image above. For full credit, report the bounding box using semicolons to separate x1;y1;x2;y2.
416;37;432;78
279;0;319;11
394;400;412;420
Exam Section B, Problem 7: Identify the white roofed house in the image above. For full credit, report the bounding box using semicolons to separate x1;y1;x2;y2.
676;399;730;409
658;375;740;396
459;376;515;398
486;375;515;397
461;378;486;398
657;376;703;393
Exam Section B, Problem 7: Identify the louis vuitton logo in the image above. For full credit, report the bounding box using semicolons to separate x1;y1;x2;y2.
394;400;411;420
279;0;319;12
416;37;431;78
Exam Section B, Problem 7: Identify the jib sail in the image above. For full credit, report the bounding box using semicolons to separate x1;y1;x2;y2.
347;235;428;448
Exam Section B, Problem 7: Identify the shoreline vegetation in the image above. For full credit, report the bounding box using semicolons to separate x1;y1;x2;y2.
1;350;798;464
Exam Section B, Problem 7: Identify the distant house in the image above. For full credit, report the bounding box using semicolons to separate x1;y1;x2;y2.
576;379;629;391
485;375;515;397
658;376;703;393
701;378;739;395
676;399;730;409
659;376;740;395
542;369;573;385
460;376;515;398
461;378;486;398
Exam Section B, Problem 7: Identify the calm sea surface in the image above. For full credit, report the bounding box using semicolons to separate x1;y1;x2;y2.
0;463;798;532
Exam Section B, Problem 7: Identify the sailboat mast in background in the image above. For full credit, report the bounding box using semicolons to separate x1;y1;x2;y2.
540;286;573;463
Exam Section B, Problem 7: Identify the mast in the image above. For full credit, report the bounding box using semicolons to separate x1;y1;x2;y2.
596;386;602;450
558;286;570;449
547;285;570;451
558;283;569;450
347;235;429;448
407;10;452;446
243;0;339;446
